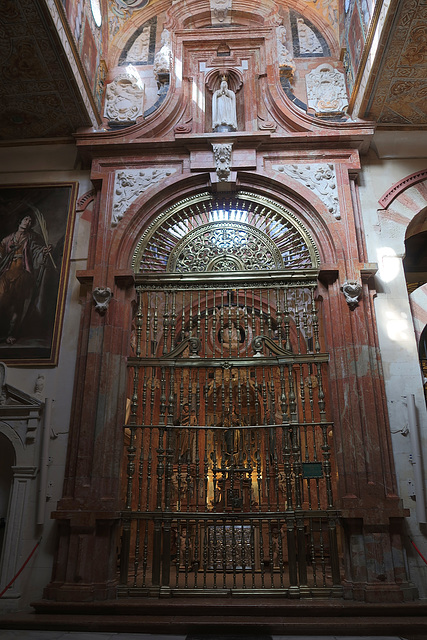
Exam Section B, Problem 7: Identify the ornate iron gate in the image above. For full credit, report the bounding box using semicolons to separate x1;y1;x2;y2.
119;272;342;596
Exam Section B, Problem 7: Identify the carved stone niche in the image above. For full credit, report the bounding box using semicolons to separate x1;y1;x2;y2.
205;68;243;133
104;73;145;127
305;64;348;117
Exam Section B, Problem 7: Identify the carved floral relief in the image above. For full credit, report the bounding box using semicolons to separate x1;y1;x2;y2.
272;164;340;219
112;168;177;225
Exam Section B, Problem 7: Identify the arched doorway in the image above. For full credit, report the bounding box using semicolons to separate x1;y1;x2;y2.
119;192;342;596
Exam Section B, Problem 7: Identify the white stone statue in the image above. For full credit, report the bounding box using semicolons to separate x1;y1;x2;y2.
212;78;237;131
104;73;144;123
306;64;348;115
153;28;171;77
276;24;296;79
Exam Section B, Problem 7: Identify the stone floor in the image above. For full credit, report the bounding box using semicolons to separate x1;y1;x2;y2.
0;633;409;640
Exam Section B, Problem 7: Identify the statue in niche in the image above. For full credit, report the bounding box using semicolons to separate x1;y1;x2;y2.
276;24;296;80
153;28;171;77
212;78;237;131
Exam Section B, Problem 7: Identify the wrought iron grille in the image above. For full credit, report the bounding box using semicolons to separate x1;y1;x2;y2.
119;275;342;596
132;192;320;273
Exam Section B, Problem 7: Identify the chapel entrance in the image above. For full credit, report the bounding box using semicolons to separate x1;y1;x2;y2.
118;193;342;596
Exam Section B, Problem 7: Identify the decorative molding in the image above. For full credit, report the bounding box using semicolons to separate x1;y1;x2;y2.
306;64;348;116
272;164;340;219
378;169;427;209
212;143;233;181
342;280;362;310
112;167;177;225
104;73;145;124
93;287;113;315
76;190;95;212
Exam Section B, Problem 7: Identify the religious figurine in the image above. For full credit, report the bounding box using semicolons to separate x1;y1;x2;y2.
212;78;237;131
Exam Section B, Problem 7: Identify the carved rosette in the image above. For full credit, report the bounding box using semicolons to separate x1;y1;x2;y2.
272;163;340;220
342;280;362;310
112;167;177;225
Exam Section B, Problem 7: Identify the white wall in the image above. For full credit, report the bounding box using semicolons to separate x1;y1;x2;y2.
359;146;427;598
0;143;91;611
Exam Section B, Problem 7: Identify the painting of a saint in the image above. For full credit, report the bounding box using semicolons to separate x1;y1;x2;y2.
0;184;77;365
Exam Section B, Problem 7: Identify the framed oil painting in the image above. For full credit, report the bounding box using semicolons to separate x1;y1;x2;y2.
0;183;78;366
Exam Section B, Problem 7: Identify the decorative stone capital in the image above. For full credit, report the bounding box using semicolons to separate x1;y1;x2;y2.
93;287;113;315
342;280;362;310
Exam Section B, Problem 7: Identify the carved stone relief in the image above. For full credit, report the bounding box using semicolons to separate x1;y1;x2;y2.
297;18;323;55
93;287;113;314
272;164;340;219
210;0;232;25
104;73;144;124
342;280;362;310
112;168;177;225
306;64;348;116
125;26;151;63
276;25;296;80
212;143;233;181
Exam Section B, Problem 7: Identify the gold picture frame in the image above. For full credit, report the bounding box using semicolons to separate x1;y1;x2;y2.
0;182;78;366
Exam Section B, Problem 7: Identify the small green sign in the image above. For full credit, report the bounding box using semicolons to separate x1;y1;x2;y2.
302;462;323;479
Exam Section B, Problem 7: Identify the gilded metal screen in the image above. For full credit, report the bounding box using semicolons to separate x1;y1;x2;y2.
119;273;342;596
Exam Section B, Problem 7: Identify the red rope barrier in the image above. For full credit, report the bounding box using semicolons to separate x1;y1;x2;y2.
411;539;427;566
0;538;41;598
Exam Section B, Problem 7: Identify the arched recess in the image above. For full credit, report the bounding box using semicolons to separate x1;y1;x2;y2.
117;180;346;598
110;171;342;275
